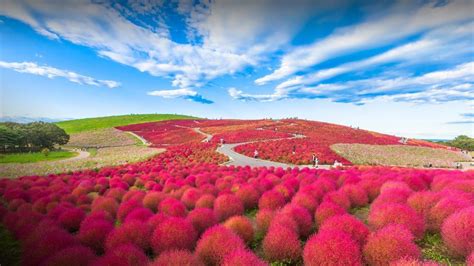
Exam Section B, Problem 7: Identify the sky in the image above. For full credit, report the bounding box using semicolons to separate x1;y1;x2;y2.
0;0;473;139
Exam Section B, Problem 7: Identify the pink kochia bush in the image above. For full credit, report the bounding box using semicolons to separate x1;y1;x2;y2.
78;218;114;253
92;244;149;266
222;249;268;266
150;250;204;266
319;214;369;245
151;217;197;254
195;225;246;265
259;190;286;210
441;207;474;257
187;207;218;234
213;194;244;221
368;203;425;238
303;230;363;266
363;225;421;266
223;215;254;243
42;246;96;266
315;201;346;227
262;224;302;262
105;220;150;251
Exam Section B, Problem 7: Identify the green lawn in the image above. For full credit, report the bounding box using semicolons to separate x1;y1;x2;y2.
0;150;77;163
56;114;198;134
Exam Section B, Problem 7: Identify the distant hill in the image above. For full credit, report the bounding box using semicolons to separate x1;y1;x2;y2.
56;114;198;134
0;116;69;123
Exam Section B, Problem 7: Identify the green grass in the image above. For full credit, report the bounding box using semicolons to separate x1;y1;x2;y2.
0;224;21;266
0;150;77;163
417;232;464;265
56;114;198;134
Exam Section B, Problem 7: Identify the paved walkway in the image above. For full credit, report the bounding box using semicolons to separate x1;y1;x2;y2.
127;131;151;146
193;128;213;142
61;148;90;162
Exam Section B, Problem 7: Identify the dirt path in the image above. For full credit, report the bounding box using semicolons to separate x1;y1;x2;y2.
61;148;90;162
127;131;150;146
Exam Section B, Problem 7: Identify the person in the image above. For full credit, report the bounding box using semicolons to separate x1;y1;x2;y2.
292;145;296;155
312;153;318;168
254;149;259;159
333;160;342;168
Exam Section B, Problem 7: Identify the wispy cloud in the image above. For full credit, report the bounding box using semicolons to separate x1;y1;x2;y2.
0;61;120;88
230;62;474;104
255;0;474;85
147;88;213;104
461;113;474;118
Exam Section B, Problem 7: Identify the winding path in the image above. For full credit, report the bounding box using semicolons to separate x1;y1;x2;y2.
61;148;90;162
127;131;151;146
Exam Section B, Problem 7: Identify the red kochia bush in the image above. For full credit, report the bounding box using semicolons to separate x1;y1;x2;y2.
195;225;246;265
281;204;313;237
262;224;302;262
441;207;474;257
223;215;254;243
159;197;187;217
315;201;346;227
78;219;114;253
291;192;318;213
428;197;470;231
151;217;197;254
303;230;363;266
341;184;369;207
363;225;421;266
319;214;369;245
214;194;244;221
58;207;86;232
256;209;276;235
389;257;441;266
407;191;440;219
92;244;149;266
259;190;286;210
124;207;154;223
41;245;96;266
105;220;150;251
235;185;260;209
368;203;425;238
151;249;204;266
195;194;215;209
467;251;474;266
187;207;218;234
222;249;268;266
142;191;167;212
181;188;203;209
323;191;351;210
91;197;119;218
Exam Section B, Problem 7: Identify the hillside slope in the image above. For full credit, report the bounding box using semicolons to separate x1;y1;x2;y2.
56;114;197;134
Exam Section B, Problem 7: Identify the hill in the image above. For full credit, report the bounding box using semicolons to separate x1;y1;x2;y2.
56;114;197;134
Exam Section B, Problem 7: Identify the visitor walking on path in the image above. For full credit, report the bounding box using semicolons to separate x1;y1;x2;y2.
254;149;259;159
312;153;318;168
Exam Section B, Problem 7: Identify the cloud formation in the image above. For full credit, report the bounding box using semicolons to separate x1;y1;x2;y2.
0;61;120;88
148;88;213;104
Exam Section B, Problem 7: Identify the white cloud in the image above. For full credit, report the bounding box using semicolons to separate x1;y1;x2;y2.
148;88;213;104
0;61;120;88
275;21;474;90
256;0;474;85
230;61;474;104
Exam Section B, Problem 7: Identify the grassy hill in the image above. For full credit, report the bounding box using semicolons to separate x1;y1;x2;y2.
56;114;197;134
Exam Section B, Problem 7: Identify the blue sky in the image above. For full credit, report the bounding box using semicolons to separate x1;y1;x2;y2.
0;0;473;139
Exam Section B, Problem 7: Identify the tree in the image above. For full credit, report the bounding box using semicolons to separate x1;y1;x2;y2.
0;122;69;152
446;135;474;151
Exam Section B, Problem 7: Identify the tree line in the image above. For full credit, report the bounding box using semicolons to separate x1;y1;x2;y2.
0;122;69;153
443;135;474;151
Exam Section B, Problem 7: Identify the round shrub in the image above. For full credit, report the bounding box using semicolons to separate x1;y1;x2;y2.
341;184;369;207
291;192;318;213
151;249;204;266
315;201;346;227
363;225;421;266
319;214;369;245
270;212;300;234
124;207;153;223
235;185;260;210
117;200;142;222
467;251;474;266
389;257;441;266
303;230;362;266
368;203;425;239
159;197;187;217
151;217;197;254
262;224;302;262
281;204;313;237
428;197;470;231
187;207;218;234
258;190;286;210
323;191;351;210
195;225;246;265
195;194;215;209
222;249;268;266
214;194;244;221
147;213;168;232
92;244;149;266
441;207;474;257
407;191;440;219
105;220;150;251
91;197;119;218
256;209;275;235
223;215;254;243
142;191;167;212
58;207;86;232
181;188;203;209
78;218;114;253
41;245;96;266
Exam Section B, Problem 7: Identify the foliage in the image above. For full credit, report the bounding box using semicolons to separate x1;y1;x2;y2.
445;135;474;151
0;122;69;152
